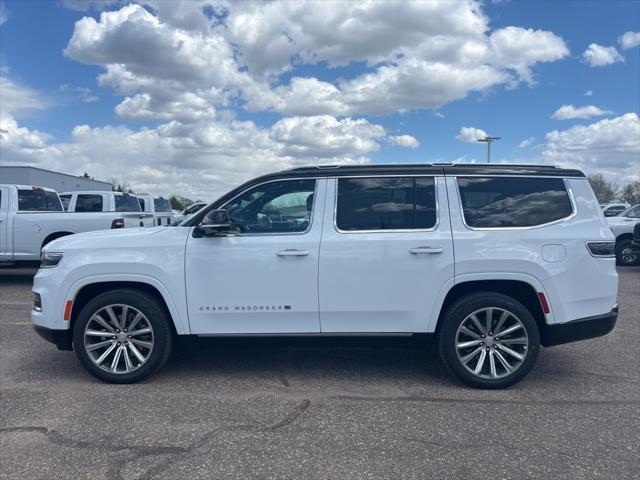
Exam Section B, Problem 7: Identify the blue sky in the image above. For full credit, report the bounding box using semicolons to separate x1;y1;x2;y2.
0;0;638;198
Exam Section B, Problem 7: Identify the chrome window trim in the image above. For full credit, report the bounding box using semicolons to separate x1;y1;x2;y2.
454;176;577;231
215;177;319;237
333;175;441;234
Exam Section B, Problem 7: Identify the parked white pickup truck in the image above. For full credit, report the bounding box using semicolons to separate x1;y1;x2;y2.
0;185;142;265
137;195;173;226
606;204;640;265
60;191;154;228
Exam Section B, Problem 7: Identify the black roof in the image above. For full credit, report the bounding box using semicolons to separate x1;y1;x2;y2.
195;163;584;219
283;163;585;178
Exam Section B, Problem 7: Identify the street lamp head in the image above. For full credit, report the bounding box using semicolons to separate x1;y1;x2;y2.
477;136;501;143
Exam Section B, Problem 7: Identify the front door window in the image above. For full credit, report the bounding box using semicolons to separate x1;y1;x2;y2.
220;179;316;234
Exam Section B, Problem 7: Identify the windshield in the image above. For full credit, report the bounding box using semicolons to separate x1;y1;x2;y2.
618;205;640;218
154;197;172;212
18;189;63;212
115;194;142;212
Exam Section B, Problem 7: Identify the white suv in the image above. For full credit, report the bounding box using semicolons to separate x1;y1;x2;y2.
32;164;619;388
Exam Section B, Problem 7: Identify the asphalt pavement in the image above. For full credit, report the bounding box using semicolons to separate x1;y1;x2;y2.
1;267;639;479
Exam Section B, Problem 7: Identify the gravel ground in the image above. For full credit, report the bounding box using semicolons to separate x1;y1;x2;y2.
1;267;638;480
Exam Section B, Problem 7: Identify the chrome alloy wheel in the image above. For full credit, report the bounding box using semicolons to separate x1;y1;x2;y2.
620;246;637;265
455;307;529;380
83;304;154;374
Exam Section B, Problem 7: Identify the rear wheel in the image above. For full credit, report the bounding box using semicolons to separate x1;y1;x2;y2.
438;292;540;389
616;239;638;266
73;289;173;383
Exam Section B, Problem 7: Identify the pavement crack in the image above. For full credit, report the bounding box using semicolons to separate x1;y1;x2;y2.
140;399;311;479
333;395;640;406
277;374;290;387
265;399;310;431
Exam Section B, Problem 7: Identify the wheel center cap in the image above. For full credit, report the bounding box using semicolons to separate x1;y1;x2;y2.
118;333;128;342
485;336;495;347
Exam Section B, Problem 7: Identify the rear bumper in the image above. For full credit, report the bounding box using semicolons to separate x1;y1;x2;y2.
541;306;618;347
33;325;73;351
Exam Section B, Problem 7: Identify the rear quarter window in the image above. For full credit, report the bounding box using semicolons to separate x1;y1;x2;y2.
457;177;573;228
18;189;63;212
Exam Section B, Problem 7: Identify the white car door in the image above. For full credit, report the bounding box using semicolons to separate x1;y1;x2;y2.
185;178;325;334
319;176;454;333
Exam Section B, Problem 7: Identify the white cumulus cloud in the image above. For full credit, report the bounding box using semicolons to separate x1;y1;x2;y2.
388;135;420;148
543;113;640;182
618;31;640;50
456;126;489;143
518;137;536;149
581;43;624;67
551;104;612;120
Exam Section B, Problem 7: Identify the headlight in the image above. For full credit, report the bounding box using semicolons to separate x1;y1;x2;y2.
40;252;64;268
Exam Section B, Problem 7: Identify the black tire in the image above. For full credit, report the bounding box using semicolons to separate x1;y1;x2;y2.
73;289;173;383
615;239;638;266
438;292;540;389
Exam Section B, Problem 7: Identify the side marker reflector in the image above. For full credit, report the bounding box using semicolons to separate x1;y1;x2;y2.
63;300;73;321
538;292;550;314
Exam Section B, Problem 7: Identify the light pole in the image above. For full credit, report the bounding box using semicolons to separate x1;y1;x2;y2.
477;136;500;163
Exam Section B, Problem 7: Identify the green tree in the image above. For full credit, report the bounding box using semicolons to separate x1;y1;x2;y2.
587;174;618;204
169;195;194;210
618;181;640;205
110;178;134;193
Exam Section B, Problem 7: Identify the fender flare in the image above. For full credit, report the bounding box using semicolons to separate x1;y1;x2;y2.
66;274;189;334
427;272;555;332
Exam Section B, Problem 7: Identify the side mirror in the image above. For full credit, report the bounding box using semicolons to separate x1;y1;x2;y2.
193;209;232;237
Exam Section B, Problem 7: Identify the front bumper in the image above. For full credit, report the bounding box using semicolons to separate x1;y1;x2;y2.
541;306;618;347
33;325;73;351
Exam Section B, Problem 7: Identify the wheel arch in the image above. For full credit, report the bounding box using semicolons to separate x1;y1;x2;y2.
67;276;188;335
615;233;633;242
435;279;548;337
42;231;74;249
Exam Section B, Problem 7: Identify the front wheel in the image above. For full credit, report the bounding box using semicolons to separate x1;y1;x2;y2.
616;239;638;266
438;292;540;389
73;289;173;383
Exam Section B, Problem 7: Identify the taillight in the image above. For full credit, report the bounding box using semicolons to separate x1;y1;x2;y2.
586;241;615;257
111;218;125;229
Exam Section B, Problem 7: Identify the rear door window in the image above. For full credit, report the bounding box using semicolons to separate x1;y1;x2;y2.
457;177;573;228
115;194;142;212
75;194;104;212
17;189;63;212
336;177;436;231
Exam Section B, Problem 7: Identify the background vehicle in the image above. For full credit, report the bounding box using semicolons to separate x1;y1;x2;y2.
172;202;206;225
630;222;640;254
32;164;618;388
0;185;134;265
607;204;640;265
61;191;154;228
601;203;630;217
137;195;173;226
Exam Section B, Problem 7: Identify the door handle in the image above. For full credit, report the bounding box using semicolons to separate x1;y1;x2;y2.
277;249;310;257
409;246;443;254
